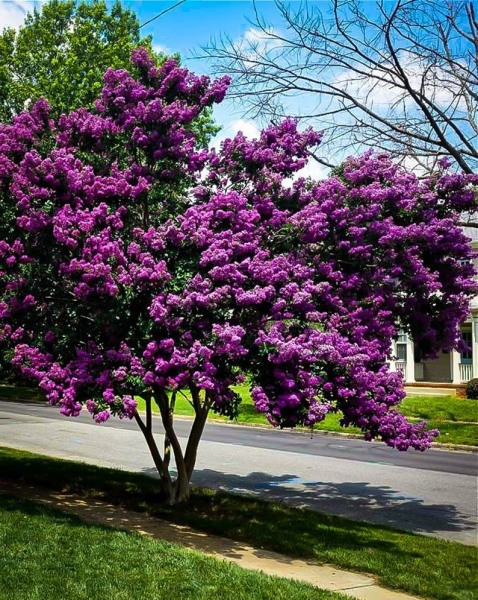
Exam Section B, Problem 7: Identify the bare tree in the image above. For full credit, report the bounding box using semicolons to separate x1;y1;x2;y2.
203;0;477;173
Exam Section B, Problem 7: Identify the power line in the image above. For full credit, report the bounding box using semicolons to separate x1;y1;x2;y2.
140;0;187;28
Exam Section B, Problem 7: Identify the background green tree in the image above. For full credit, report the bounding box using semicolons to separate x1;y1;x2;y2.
0;0;218;143
0;0;152;121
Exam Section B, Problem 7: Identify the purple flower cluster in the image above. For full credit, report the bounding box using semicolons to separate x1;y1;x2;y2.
1;49;476;451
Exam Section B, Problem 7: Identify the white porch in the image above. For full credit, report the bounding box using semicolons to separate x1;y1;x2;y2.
389;318;478;385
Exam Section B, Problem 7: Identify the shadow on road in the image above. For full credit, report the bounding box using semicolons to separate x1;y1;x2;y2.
143;466;477;542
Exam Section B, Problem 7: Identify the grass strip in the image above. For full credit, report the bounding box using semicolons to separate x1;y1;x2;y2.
0;446;476;600
400;395;478;423
1;384;476;445
0;494;345;600
137;389;477;446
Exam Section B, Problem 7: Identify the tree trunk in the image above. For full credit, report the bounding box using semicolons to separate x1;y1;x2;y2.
133;388;211;505
154;389;192;503
134;408;174;501
184;406;210;480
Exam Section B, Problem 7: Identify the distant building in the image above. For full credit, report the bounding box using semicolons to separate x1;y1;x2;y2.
390;228;478;395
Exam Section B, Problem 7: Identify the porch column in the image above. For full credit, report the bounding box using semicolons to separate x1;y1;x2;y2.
405;336;415;383
388;341;396;372
451;350;461;384
472;317;478;381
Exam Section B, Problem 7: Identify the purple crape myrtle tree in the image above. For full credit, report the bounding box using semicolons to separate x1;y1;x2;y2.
1;49;477;504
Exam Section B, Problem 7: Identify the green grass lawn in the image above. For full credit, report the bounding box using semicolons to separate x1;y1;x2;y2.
1;447;476;600
0;384;43;402
0;494;345;600
136;389;478;446
400;395;478;422
400;395;478;446
2;382;476;445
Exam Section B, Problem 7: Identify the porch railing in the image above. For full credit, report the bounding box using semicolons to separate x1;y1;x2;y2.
395;361;407;380
459;363;473;383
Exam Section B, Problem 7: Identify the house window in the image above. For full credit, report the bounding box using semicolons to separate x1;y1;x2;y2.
395;332;408;361
461;331;472;365
396;344;407;361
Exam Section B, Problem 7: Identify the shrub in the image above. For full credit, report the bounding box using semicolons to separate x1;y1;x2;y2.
465;378;478;399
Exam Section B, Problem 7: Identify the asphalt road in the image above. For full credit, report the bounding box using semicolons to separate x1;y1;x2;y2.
1;400;477;545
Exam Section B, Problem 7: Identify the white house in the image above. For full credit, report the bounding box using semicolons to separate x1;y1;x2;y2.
389;229;478;395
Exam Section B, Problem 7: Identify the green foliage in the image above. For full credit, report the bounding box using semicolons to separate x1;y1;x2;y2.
0;0;153;121
465;378;478;400
192;106;221;147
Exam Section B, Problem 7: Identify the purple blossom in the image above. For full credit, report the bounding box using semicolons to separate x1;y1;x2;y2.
0;48;475;452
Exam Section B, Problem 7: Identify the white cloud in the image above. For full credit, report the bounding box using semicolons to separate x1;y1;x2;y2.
400;154;437;176
294;158;327;181
331;50;466;112
152;42;171;56
0;1;43;30
211;117;261;147
230;118;260;139
0;1;28;30
233;26;284;65
242;26;282;50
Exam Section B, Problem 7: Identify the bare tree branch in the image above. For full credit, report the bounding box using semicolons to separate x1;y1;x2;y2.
202;0;478;174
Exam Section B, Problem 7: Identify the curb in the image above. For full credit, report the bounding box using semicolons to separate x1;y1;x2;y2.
1;396;476;453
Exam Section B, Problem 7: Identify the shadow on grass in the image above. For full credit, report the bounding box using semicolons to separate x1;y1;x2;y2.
2;443;474;545
0;488;313;567
0;447;163;501
1;446;477;600
0;481;412;575
140;466;478;544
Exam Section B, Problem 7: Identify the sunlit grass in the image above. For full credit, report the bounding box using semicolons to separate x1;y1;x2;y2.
0;494;345;600
400;395;478;422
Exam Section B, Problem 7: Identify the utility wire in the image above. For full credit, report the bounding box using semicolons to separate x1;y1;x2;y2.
140;0;187;28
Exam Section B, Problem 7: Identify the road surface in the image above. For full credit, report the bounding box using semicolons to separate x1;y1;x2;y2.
1;400;477;545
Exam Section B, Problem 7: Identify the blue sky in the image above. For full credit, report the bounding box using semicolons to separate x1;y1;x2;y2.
133;1;274;60
2;1;465;177
129;1;290;143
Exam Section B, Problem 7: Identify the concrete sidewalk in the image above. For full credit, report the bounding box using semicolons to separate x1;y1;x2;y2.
0;480;422;600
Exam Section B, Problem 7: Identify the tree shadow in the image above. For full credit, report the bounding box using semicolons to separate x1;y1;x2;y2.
0;487;376;591
143;466;477;545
